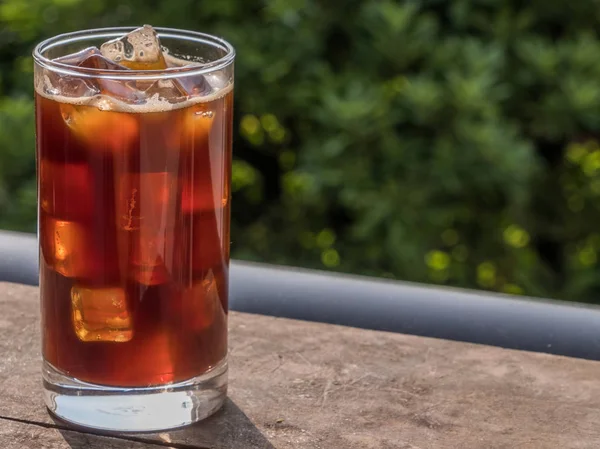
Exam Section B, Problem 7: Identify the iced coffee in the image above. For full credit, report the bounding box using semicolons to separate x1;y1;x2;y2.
34;25;234;431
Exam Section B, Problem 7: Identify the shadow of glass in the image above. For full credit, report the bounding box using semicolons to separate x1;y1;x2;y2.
55;398;274;449
58;428;157;448
165;398;275;448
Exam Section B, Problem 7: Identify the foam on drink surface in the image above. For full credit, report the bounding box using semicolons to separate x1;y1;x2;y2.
36;74;232;114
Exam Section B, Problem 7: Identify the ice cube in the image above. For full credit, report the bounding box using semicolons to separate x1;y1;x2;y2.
136;110;185;172
60;102;139;154
76;53;146;104
168;269;228;375
43;71;99;98
180;176;216;212
101;25;167;70
178;211;225;275
191;212;225;272
116;172;177;285
116;171;176;231
45;75;98;98
130;230;172;286
77;53;125;70
179;104;214;203
45;47;101;98
40;216;120;281
131;262;170;286
180;104;229;212
177;270;225;331
180;154;229;212
41;217;85;278
176;71;212;98
162;54;213;97
115;330;174;385
71;285;132;342
183;103;214;141
54;47;102;65
40;217;88;278
50;47;139;101
139;78;187;103
40;159;94;221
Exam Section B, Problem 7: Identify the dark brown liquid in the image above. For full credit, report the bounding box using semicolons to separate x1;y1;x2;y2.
36;91;232;387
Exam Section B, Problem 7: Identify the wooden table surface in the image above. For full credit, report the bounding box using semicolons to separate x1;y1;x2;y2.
1;282;600;448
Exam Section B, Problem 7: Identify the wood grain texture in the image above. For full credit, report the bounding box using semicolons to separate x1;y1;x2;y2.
1;281;600;448
0;418;166;449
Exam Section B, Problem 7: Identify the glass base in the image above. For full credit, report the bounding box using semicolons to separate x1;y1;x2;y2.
43;359;227;432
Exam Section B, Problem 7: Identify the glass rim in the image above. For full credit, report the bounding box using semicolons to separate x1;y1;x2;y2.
33;26;236;80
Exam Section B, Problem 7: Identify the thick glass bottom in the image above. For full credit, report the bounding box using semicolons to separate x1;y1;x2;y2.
43;359;227;432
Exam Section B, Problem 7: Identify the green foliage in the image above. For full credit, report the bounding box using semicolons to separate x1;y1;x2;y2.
3;0;600;301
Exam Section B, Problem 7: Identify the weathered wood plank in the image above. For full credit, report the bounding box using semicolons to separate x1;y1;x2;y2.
1;281;600;448
0;418;166;449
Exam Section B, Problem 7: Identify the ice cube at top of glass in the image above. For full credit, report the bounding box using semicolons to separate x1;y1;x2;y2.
176;70;212;97
49;47;135;102
43;48;100;98
44;25;217;108
76;52;148;104
100;25;167;70
98;26;214;103
55;46;122;71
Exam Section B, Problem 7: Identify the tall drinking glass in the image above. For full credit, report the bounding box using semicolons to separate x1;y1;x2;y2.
33;27;234;431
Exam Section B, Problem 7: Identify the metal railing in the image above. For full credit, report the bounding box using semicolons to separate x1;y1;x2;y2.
2;230;600;360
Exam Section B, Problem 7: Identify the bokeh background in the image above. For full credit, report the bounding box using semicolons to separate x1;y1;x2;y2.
2;1;600;303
